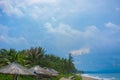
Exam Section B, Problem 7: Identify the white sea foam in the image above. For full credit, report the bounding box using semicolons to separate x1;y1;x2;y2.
81;74;116;80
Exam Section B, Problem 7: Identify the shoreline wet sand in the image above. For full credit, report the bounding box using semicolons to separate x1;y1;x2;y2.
82;76;98;80
60;76;98;80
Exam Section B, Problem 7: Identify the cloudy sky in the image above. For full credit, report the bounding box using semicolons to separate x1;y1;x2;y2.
0;0;120;71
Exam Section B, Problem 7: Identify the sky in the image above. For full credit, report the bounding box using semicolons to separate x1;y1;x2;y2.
0;0;120;71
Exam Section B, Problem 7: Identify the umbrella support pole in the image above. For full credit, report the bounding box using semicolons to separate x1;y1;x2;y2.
35;76;38;80
13;75;18;80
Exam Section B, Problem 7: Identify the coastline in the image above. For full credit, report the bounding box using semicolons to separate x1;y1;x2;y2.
76;74;99;80
60;76;98;80
82;76;98;80
81;73;118;80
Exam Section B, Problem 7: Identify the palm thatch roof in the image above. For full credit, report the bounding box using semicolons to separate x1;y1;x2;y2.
44;68;59;76
30;65;54;79
29;65;50;75
0;62;35;76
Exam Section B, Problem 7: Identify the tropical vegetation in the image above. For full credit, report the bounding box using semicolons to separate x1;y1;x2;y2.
0;46;82;80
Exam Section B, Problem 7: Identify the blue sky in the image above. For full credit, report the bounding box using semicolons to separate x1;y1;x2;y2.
0;0;120;71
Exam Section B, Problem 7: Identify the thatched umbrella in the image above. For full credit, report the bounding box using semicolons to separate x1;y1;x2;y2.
29;65;52;79
44;68;59;77
0;62;35;80
50;68;59;76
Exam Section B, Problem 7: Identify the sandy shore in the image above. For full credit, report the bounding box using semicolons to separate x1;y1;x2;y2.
82;76;98;80
60;76;98;80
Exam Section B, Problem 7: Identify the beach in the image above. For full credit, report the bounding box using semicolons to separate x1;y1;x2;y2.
82;76;98;80
60;75;98;80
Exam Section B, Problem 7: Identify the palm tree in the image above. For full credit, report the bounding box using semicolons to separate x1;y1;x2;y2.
0;48;9;67
0;47;77;74
0;48;18;67
25;47;45;67
17;50;28;66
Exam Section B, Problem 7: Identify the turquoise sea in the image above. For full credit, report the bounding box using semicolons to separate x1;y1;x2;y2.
76;48;120;80
82;73;120;80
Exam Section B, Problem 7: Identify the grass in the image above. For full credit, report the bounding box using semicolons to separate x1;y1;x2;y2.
0;73;82;80
51;73;82;80
0;74;35;80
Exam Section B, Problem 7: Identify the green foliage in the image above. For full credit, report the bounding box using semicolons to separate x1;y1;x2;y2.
0;74;82;80
51;74;82;80
0;74;12;80
68;53;76;73
0;74;35;80
18;76;34;80
0;48;18;67
74;75;82;80
51;74;73;80
0;46;79;79
23;47;44;67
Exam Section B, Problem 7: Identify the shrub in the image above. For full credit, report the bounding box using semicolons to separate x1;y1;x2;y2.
74;75;82;80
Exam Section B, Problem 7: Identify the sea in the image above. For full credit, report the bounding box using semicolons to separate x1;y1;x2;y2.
81;73;120;80
76;49;120;80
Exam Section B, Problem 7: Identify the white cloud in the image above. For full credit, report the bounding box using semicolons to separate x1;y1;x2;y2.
0;35;28;45
45;22;81;37
0;35;8;43
105;22;120;31
27;0;58;5
70;48;90;56
0;0;106;19
44;22;100;52
45;22;99;38
0;0;24;17
0;25;29;46
84;25;99;37
0;0;64;18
